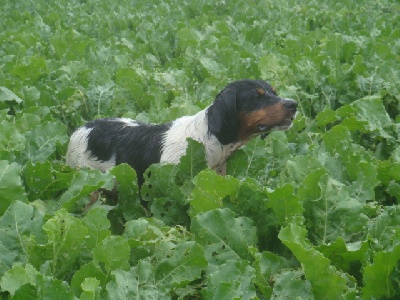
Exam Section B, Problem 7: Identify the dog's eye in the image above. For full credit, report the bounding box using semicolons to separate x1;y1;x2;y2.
258;125;268;131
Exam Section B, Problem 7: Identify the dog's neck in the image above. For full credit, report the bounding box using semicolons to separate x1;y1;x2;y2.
160;109;247;174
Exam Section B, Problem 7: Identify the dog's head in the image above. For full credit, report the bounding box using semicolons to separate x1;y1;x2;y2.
207;80;297;144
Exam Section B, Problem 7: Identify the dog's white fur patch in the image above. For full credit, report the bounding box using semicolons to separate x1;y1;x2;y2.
66;127;116;171
160;109;243;174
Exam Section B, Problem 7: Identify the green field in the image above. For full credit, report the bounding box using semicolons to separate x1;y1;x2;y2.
1;0;400;299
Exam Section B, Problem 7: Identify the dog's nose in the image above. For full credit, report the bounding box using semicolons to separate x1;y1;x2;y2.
283;99;298;112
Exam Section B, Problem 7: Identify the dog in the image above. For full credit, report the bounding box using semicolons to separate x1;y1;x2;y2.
66;80;297;188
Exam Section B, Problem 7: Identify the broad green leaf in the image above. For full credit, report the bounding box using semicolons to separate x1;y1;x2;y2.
392;146;400;163
43;209;88;279
258;53;290;83
253;251;291;281
322;125;375;175
25;122;68;163
124;218;166;246
115;68;150;110
322;125;379;202
58;169;115;211
141;163;188;225
124;218;193;263
11;56;48;84
272;270;314;300
82;207;111;250
0;263;39;297
0;201;44;278
191;208;257;265
227;178;280;250
0;120;26;160
92;236;130;277
21;86;41;107
176;138;207;184
80;277;101;300
225;148;249;178
105;261;165;300
362;244;400;299
285;155;324;184
348;161;378;202
14;113;41;132
369;205;400;249
70;262;106;297
0;161;27;216
6;283;37;299
34;275;73;300
252;251;291;298
110;163;145;220
299;171;369;244
317;237;369;273
154;241;207;290
177;27;199;53
24;161;73;201
266;184;303;224
190;170;240;216
279;224;355;300
0;86;23;103
315;108;338;127
0;263;73;299
227;132;292;181
201;260;256;299
337;96;394;138
248;132;292;180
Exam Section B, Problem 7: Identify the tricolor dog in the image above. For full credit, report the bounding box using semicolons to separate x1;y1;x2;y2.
66;80;297;187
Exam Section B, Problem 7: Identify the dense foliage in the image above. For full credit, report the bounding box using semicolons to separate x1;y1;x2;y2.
1;0;399;299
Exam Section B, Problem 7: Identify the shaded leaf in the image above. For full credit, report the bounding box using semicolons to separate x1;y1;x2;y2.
202;260;256;299
110;163;145;220
25;122;68;163
0;201;44;278
70;262;106;297
105;261;165;300
155;241;207;290
42;209;88;278
24;161;72;201
362;244;400;299
272;270;314;300
0;161;27;216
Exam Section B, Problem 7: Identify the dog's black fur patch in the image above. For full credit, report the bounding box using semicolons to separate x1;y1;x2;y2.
85;118;171;185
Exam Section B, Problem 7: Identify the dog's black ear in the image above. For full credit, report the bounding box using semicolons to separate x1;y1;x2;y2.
207;87;239;144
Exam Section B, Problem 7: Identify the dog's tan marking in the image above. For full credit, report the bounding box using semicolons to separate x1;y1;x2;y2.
257;88;265;95
238;102;292;140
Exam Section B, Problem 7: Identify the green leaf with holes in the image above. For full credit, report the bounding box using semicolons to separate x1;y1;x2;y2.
191;208;257;265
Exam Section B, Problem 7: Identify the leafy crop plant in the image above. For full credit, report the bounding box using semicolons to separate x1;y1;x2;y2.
0;0;399;298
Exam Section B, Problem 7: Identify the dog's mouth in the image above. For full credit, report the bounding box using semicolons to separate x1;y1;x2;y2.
257;124;272;132
258;115;296;139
